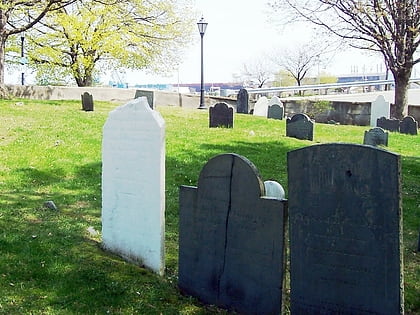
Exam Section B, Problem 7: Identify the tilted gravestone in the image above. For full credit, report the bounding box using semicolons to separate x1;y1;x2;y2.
81;92;94;111
363;127;388;146
377;116;400;132
134;90;154;109
287;143;403;314
179;153;287;314
267;96;284;120
209;102;233;128
370;95;390;126
286;113;314;141
253;96;269;117
236;88;249;114
102;97;165;275
399;116;418;135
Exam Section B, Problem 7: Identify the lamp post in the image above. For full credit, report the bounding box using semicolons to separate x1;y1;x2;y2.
197;17;208;109
20;34;25;85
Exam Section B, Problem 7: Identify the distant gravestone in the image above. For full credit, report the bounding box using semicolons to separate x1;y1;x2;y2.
209;102;233;128
286;113;314;141
179;153;287;314
267;97;284;120
236;88;249;114
363;127;388;146
253;96;269;117
81;92;94;111
370;95;390;126
102;97;165;275
288;143;403;314
377;116;400;132
264;180;285;200
399;116;418;135
134;90;154;109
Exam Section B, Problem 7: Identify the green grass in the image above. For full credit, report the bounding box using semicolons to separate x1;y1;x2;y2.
0;99;419;314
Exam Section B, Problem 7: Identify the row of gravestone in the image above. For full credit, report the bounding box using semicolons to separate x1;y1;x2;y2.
101;97;405;315
377;116;418;135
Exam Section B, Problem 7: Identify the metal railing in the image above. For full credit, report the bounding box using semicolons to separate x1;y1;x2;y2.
245;78;420;94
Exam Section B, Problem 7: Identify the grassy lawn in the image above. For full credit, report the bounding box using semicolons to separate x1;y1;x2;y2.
0;99;418;314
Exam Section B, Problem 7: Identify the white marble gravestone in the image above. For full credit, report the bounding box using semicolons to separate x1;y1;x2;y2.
102;97;165;275
370;95;390;127
253;96;269;117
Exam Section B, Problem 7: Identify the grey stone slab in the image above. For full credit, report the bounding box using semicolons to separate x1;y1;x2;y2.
400;116;418;135
287;143;403;315
363;127;388;146
377;116;400;132
134;90;154;109
286;113;314;141
237;88;249;114
179;153;287;315
209;102;233;128
81;92;94;111
267;104;284;120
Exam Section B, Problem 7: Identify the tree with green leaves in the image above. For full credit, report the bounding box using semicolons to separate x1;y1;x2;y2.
269;0;420;119
0;0;76;85
27;0;195;86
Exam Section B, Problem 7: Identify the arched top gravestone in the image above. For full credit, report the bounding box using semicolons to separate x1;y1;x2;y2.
209;102;233;128
370;95;390;126
179;153;287;315
253;96;269;117
286;113;314;141
400;115;418;135
236;88;249;114
287;143;402;314
363;127;388;146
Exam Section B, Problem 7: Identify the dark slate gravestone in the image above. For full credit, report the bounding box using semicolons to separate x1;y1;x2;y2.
400;115;418;135
81;92;94;111
377;116;400;132
209;102;233;128
363;127;388;146
286;113;314;141
236;88;249;114
287;143;403;315
267;104;284;120
134;90;154;109
179;153;287;315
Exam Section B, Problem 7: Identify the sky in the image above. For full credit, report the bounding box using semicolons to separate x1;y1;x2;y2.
6;0;387;86
123;0;386;86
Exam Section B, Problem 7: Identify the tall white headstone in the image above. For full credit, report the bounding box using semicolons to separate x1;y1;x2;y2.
102;97;165;275
370;95;390;127
253;96;269;117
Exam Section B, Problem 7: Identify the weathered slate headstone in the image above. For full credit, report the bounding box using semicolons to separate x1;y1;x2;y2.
236;88;249;114
286;113;314;141
370;95;390;126
134;89;154;109
81;92;94;111
253;96;269;117
288;143;403;314
209;102;233;128
399;116;418;135
377;116;400;132
179;153;287;314
363;127;388;146
267;97;284;120
102;97;165;275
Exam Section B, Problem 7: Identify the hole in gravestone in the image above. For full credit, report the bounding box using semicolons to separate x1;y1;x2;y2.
346;170;352;177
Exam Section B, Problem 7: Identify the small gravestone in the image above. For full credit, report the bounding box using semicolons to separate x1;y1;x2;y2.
370;95;390;126
288;143;403;314
286;113;314;141
253;96;269;117
134;90;154;109
102;97;165;275
81;92;94;111
264;180;285;200
179;153;287;314
363;127;388;146
377;116;400;132
236;88;249;114
399;116;418;135
267;96;284;120
209;102;233;128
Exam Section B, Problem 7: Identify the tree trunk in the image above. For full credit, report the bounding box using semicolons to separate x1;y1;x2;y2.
0;36;5;85
393;69;411;119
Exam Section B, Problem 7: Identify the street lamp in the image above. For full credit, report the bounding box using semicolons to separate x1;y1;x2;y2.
20;34;25;85
197;16;208;109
